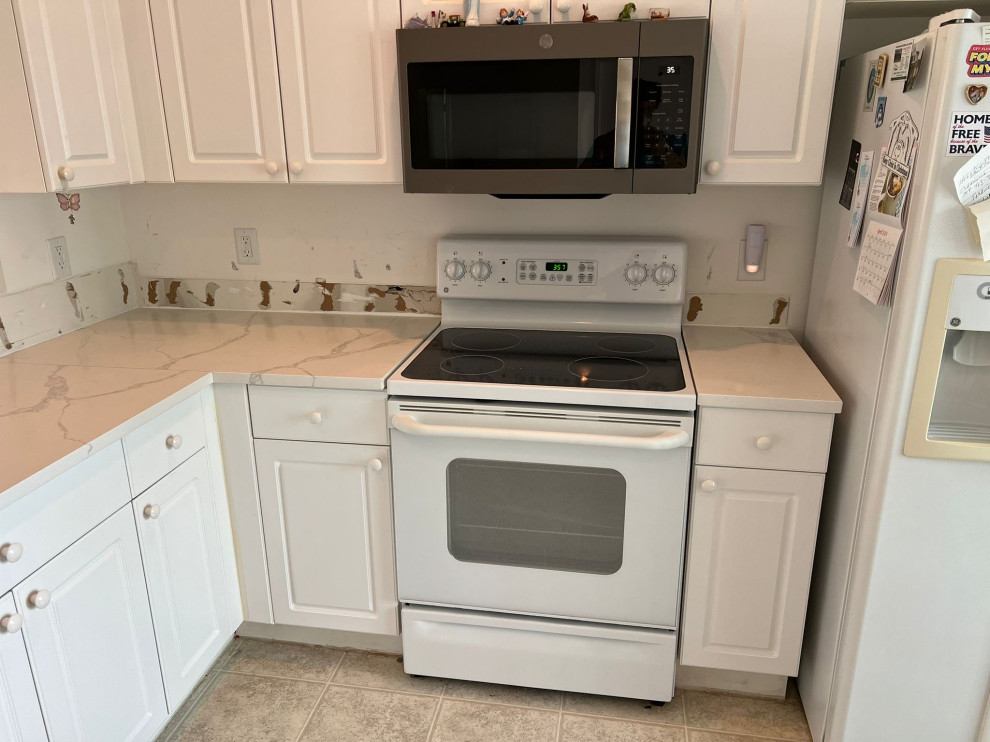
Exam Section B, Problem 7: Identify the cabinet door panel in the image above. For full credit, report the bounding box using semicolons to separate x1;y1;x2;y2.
16;508;166;742
13;0;132;188
134;449;232;712
150;0;286;182
274;0;402;183
700;0;843;184
0;593;47;742
255;439;397;635
680;465;824;675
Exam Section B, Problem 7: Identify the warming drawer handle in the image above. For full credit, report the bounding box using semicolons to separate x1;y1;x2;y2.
613;58;634;170
390;413;690;450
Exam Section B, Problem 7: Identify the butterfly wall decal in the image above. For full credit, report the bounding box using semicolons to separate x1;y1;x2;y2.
56;192;80;223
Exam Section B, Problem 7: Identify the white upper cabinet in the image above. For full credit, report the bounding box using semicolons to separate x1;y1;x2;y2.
700;0;844;184
273;0;403;183
12;0;134;189
0;0;45;194
150;0;287;182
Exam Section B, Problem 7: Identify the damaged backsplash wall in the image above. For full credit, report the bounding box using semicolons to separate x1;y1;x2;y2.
120;183;824;332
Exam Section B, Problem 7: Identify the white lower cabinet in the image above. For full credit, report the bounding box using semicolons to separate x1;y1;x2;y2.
255;439;398;635
680;465;824;675
15;507;167;742
133;449;232;711
0;593;47;742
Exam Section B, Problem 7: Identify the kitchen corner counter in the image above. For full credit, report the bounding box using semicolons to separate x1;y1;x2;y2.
683;326;842;414
0;308;438;505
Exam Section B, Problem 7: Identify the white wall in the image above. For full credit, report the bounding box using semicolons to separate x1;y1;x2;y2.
0;189;128;294
120;183;824;330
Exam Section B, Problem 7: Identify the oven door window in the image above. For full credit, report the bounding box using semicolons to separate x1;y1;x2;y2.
407;59;620;170
446;458;626;575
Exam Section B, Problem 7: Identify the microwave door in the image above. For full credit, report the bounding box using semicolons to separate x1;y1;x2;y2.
397;24;638;195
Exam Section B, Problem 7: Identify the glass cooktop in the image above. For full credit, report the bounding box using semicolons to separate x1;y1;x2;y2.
401;327;686;392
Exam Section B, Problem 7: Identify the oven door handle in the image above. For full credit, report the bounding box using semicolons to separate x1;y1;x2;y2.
613;57;634;169
390;414;690;450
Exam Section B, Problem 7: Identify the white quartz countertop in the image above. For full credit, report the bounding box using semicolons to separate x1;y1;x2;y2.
683;326;842;414
0;308;438;503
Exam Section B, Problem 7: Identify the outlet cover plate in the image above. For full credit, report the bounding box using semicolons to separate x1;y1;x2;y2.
47;236;71;279
234;227;260;265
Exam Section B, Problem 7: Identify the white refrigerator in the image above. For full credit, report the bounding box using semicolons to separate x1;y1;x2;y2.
801;10;990;742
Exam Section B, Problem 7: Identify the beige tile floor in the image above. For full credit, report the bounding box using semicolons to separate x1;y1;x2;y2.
157;638;813;742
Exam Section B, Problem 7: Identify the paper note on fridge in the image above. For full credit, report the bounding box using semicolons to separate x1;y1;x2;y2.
953;145;990;206
967;199;990;261
853;220;904;306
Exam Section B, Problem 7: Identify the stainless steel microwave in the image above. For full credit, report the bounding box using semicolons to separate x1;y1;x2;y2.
396;20;708;196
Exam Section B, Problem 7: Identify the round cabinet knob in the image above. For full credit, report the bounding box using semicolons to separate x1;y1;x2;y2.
444;260;466;281
756;436;773;450
58;165;75;182
265;161;279;175
28;590;51;609
0;614;23;634
556;0;570;11
369;458;383;471
700;479;717;492
288;161;303;176
143;504;161;520
624;263;648;285
705;161;721;176
309;411;323;425
165;434;182;450
529;0;544;13
470;261;492;281
654;263;676;286
0;542;23;563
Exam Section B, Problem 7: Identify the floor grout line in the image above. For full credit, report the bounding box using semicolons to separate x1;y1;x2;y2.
424;680;448;742
554;708;564;742
291;681;332;742
682;726;809;742
220;668;329;685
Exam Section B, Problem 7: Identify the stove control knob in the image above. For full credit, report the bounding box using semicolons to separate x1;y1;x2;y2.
654;263;676;286
470;261;492;281
444;260;466;281
624;263;648;285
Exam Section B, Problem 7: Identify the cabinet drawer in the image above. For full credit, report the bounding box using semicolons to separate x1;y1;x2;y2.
124;394;207;494
0;443;129;596
696;407;833;473
249;387;387;445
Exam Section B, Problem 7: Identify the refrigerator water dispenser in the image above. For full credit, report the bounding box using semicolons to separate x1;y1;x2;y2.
906;259;990;460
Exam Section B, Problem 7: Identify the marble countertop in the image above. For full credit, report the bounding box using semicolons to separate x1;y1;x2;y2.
0;308;439;503
683;326;842;414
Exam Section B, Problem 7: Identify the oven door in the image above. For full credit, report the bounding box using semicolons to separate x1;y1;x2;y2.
389;399;693;628
397;23;639;195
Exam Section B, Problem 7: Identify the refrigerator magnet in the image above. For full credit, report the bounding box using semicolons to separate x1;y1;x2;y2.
967;84;988;105
903;43;925;92
967;45;990;76
890;41;913;81
864;62;878;112
874;54;889;88
875;97;887;128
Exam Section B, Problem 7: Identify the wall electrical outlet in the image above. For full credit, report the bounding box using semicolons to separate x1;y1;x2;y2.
234;228;260;265
47;236;72;279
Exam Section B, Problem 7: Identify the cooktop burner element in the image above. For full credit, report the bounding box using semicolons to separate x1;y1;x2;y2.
439;355;505;376
451;330;522;352
403;327;686;392
569;357;649;383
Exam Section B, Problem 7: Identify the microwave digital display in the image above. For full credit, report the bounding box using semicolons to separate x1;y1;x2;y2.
546;262;568;272
635;56;694;170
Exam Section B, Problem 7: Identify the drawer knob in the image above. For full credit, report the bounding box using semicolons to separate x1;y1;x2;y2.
57;165;75;182
144;504;162;520
700;479;717;492
289;161;303;176
369;458;383;471
0;614;23;634
265;160;279;175
28;590;51;609
756;436;773;450
705;161;721;176
166;434;182;450
309;411;323;425
0;542;23;563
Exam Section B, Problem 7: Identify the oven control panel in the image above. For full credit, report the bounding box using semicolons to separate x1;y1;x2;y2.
438;237;686;304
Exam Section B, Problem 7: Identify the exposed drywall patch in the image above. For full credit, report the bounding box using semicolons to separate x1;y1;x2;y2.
352;259;363;279
165;280;181;305
317;280;336;311
259;281;273;309
205;282;219;307
771;298;789;325
0;317;11;350
687;296;704;322
147;280;159;304
65;282;82;320
118;269;129;304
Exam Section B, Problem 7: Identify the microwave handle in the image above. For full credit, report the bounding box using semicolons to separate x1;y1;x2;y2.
613;58;634;169
391;413;690;450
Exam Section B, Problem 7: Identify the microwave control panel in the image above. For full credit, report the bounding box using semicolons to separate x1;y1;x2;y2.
636;56;694;170
437;238;686;305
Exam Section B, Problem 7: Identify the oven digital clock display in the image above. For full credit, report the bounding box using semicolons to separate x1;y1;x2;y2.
546;262;568;272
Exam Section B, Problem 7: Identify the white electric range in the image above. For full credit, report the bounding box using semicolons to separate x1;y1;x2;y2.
387;236;697;703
